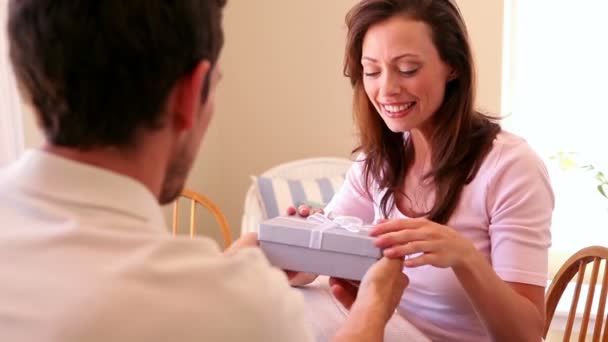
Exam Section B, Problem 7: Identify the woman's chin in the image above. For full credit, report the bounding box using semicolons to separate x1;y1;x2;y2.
383;121;412;133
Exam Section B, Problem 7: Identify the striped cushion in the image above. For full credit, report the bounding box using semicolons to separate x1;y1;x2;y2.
254;175;345;219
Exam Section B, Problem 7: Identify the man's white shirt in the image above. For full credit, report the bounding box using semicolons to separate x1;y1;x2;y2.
0;150;313;342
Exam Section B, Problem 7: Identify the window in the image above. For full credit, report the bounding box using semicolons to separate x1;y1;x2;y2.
0;2;24;167
502;0;608;253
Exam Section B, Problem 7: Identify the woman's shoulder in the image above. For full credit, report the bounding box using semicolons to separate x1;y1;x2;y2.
485;130;544;168
492;129;531;150
478;129;550;186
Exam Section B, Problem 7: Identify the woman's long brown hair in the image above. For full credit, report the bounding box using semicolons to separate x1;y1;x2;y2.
344;0;501;224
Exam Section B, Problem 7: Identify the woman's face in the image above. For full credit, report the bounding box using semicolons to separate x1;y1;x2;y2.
361;16;453;133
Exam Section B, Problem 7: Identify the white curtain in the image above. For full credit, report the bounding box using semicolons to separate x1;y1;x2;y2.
503;0;608;251
0;1;24;167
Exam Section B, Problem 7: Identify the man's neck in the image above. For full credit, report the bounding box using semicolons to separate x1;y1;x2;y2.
42;144;166;201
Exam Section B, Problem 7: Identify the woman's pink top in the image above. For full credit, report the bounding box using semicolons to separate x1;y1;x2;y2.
326;131;554;341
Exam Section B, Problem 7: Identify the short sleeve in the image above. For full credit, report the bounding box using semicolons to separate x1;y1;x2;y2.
201;247;316;342
324;155;375;223
240;249;316;342
91;236;316;342
486;141;554;286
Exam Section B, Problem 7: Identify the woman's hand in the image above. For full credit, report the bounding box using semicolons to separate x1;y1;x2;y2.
282;204;324;286
371;218;478;269
286;204;324;217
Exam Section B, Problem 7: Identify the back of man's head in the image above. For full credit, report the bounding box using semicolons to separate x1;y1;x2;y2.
8;0;226;149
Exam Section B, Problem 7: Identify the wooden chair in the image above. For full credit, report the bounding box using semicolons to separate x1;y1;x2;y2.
544;245;608;341
172;188;232;249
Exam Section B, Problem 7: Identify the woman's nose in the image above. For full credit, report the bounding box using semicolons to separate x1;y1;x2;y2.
379;71;402;97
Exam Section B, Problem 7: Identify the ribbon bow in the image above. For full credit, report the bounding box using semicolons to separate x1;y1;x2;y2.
306;213;371;249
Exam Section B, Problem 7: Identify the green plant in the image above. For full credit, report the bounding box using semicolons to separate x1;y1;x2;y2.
550;152;608;201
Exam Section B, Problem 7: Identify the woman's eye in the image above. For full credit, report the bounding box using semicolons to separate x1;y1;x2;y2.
364;71;380;77
400;69;418;76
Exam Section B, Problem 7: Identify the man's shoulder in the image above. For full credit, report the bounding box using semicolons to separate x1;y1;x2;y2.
0;162;21;194
148;243;300;306
100;237;295;302
96;244;309;339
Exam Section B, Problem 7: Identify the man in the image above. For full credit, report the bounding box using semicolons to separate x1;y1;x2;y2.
0;1;407;341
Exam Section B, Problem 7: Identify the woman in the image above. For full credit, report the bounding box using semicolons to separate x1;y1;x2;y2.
289;0;553;341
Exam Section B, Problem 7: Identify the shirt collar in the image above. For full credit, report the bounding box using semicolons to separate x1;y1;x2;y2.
4;149;167;232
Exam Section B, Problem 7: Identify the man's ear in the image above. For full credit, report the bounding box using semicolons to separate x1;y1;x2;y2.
169;60;211;131
201;69;212;105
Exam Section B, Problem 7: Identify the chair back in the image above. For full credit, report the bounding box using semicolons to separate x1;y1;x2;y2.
241;157;352;236
545;245;608;341
172;189;232;248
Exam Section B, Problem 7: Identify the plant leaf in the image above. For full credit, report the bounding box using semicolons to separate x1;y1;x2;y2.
598;184;608;199
596;172;607;183
559;157;577;171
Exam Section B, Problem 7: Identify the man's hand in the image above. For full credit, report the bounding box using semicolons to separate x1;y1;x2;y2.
229;233;316;286
285;271;318;287
354;257;409;323
328;278;360;310
331;257;408;317
223;232;258;255
331;257;409;342
229;233;317;286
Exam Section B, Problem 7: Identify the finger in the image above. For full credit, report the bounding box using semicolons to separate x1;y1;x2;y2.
377;255;407;272
383;241;436;258
400;272;410;288
234;232;259;247
224;232;259;255
375;218;390;224
403;253;437;268
329;277;358;297
373;258;410;289
370;218;428;236
331;284;356;310
297;205;311;217
286;206;297;216
373;229;431;248
365;256;406;277
344;279;361;288
328;277;341;287
284;270;298;280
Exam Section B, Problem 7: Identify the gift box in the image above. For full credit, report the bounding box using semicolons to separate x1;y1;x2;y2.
258;214;382;281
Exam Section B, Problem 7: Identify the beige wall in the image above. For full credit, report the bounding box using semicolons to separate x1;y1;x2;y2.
178;1;358;239
20;1;506;240
181;0;506;238
22;106;44;148
15;3;579;339
458;0;505;114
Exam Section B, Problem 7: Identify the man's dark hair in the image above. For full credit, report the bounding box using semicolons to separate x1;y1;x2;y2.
8;0;226;148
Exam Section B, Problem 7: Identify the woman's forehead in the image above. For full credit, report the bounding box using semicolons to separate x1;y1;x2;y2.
362;17;437;61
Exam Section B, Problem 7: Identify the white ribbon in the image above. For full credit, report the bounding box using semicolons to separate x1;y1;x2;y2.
306;213;371;249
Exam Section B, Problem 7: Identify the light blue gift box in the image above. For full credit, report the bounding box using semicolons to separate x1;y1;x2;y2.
259;215;382;281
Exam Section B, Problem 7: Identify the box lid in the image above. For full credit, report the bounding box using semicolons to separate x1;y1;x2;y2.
259;216;381;258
